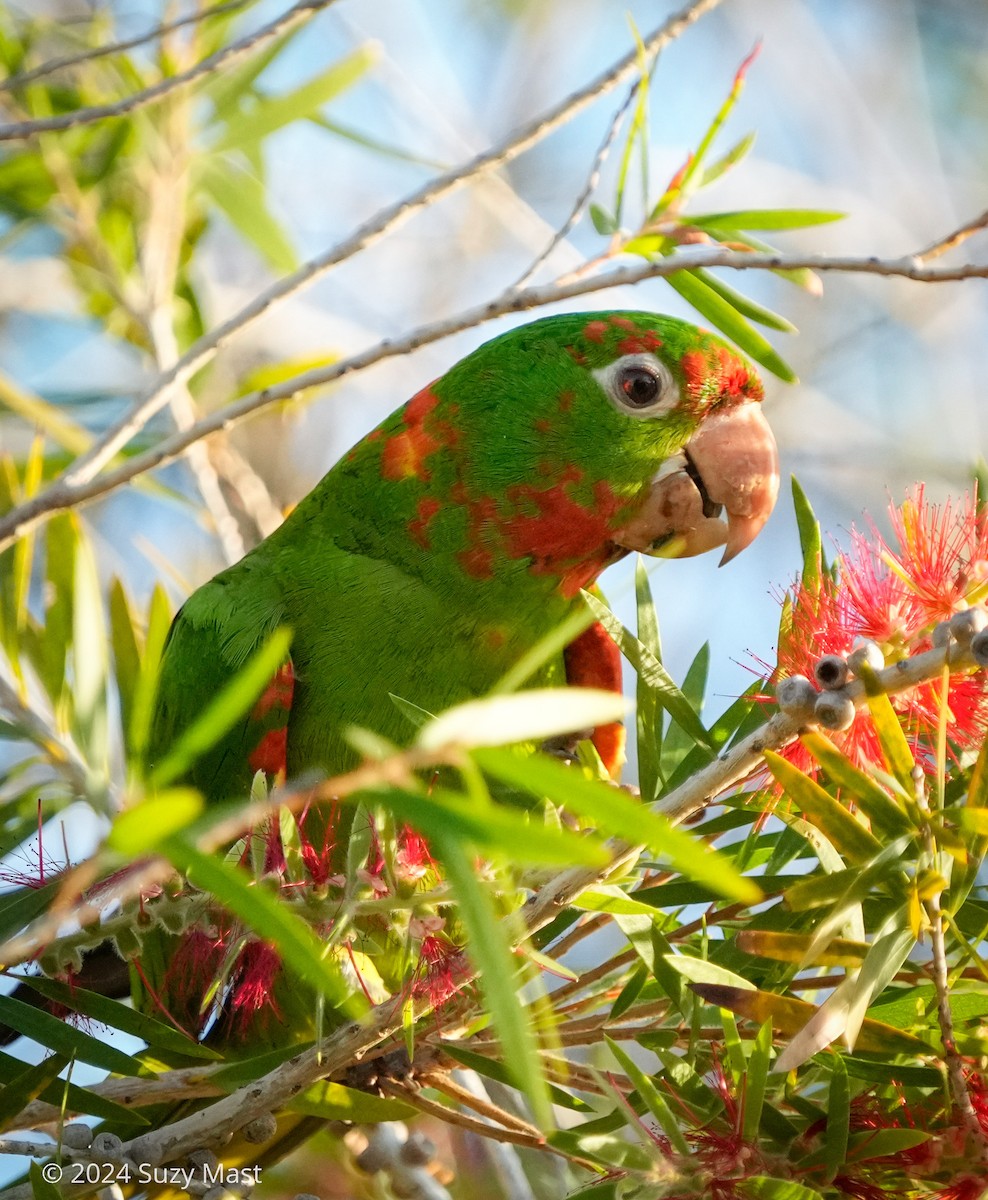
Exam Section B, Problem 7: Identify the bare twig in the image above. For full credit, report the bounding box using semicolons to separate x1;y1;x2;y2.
0;0;254;93
2;242;987;557
915;207;988;263
0;0;339;142
513;79;639;288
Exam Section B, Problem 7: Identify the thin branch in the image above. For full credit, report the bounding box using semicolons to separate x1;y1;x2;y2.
655;638;984;825
2;241;987;557
512;78;639;288
46;0;727;493
0;0;255;94
0;0;339;141
915;206;988;263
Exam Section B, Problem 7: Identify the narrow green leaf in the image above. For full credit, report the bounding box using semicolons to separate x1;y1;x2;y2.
108;578;141;757
417;688;629;752
739;1177;824;1200
372;784;608;869
685;267;796;332
691;209;844;231
435;832;551;1128
791;477;823;591
109;789;204;855
863;688;916;790
764;751;882;863
0;995;142;1076
129;584;172;765
197;158;297;274
150;626;292;787
441;1044;592;1112
635;558;662;803
0;1046;139;1124
0;1052;68;1125
590;203;618;235
822;1054;850;1183
213;46;377;151
699;131;756;186
30;1161;64;1200
289;1080;417;1122
476;747;760;903
801;732;914;838
742;1021;772;1141
583;592;714;752
665;269;797;382
606;1036;690;1154
6;975;218;1061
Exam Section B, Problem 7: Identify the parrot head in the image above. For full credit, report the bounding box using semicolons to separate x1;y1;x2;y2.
346;310;779;599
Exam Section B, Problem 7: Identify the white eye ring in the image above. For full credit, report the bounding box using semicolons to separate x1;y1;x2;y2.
592;353;680;419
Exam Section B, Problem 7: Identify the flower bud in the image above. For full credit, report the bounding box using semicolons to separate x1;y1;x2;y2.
951;608;988;643
242;1113;278;1144
814;689;855;731
932;622;951;649
400;1133;437;1166
91;1132;123;1161
814;655;849;690
775;675;817;723
847;640;884;675
972;629;988;668
61;1124;93;1150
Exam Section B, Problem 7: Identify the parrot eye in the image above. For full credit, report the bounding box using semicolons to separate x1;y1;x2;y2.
593;354;679;420
619;367;661;408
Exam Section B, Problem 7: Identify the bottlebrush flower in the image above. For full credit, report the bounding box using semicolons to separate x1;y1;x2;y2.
771;488;988;772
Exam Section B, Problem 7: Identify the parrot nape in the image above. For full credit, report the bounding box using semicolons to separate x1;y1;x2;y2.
137;310;779;1047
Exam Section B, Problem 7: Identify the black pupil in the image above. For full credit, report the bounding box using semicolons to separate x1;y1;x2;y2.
620;367;660;407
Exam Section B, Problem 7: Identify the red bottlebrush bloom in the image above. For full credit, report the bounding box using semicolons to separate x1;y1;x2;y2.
228;939;283;1030
771;488;988;773
162;928;226;1036
413;934;464;1009
396;825;435;883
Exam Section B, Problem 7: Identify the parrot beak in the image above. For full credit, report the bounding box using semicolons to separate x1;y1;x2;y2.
611;400;779;566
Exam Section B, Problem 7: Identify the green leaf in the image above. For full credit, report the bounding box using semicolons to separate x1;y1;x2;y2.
822;1053;850;1183
0;1048;143;1123
606;1036;690;1154
691;209;844;231
583;592;714;752
699;131;756;186
664;269;797;382
30;1161;64;1200
634;558;662;803
129;585;172;766
289;1080;417;1122
109;577;141;755
800;732;914;839
590;204;618;235
764;751;882;863
372;784;608;869
683;267;796;332
109;789;204;855
417;687;629;752
791;477;823;591
863;689;916;791
197;158;297;275
149;626;292;788
739;1178;824;1200
0;1052;68;1126
0;370;91;454
742;1021;772;1141
441;1044;592;1112
7;975;218;1061
476;747;760;903
434;832;552;1128
213;46;377;151
0;994;143;1076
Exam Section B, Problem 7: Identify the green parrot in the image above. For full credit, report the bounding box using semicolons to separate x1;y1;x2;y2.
137;309;778;1047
